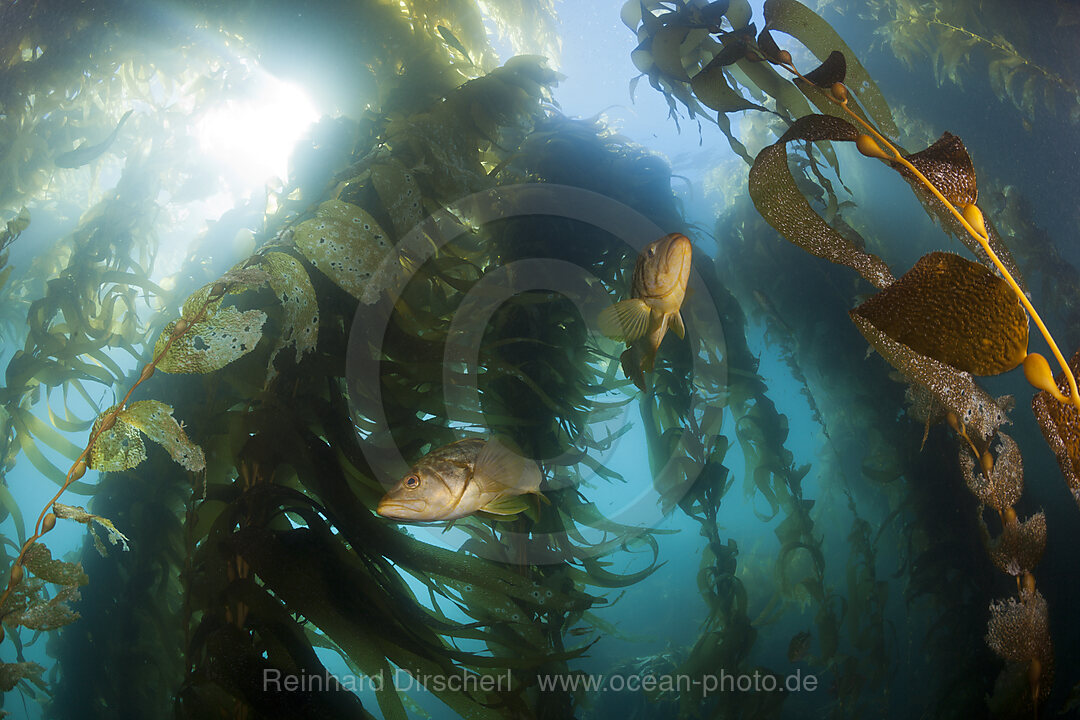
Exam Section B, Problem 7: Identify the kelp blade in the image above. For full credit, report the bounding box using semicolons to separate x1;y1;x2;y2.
748;114;894;288
1033;349;1080;508
763;0;898;137
851;313;1009;445
852;251;1028;376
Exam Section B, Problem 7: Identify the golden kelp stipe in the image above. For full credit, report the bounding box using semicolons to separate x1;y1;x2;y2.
852;252;1028;376
1033;350;1080;509
829;84;1080;410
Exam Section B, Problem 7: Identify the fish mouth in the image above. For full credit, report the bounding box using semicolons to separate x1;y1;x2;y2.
643;234;692;297
375;496;429;520
657;233;692;268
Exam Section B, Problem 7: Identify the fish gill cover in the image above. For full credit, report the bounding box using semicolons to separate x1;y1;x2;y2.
0;0;1078;719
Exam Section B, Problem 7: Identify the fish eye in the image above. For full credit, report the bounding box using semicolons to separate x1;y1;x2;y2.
647;246;656;256
403;474;421;489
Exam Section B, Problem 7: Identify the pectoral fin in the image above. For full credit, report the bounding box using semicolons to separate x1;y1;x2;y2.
598;298;651;342
480;494;532;516
474;437;541;492
670;311;685;340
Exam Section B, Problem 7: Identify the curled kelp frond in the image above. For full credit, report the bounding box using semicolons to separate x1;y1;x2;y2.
749;114;894;288
54;503;131;555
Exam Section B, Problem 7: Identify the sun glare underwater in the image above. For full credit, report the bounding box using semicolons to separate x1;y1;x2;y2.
194;75;319;189
1;1;1080;719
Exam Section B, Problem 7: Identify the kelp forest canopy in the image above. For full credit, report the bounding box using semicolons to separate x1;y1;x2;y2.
0;0;1079;719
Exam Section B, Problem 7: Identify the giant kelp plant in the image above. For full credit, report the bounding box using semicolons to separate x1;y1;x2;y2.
0;0;1078;719
626;0;1080;716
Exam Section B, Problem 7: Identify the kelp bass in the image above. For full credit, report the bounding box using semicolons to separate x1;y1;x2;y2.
599;232;692;391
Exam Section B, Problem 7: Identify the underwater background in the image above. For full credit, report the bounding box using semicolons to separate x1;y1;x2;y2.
0;0;1079;718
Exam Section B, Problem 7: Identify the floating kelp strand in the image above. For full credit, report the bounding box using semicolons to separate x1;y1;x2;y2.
763;0;898;135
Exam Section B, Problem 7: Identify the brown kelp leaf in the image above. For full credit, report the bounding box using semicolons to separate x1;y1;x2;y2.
262;252;318;381
961;433;1023;512
749;115;894;288
294;198;393;304
707;35;750;69
54;503;130;554
986;511;1046;577
1032;349;1080;506
89;405;145;471
372;160;424;238
650;24;692;80
802;50;846;88
21;543;88;586
154;281;267;374
896;132;977;206
14;586;80;631
776;113;857;144
986;589;1052;672
120;400;206;472
0;662;45;692
88;401;204;472
736;56;815;122
852;313;1009;444
896;165;1024;288
853;252;1028;375
763;0;898;137
756;27;784;63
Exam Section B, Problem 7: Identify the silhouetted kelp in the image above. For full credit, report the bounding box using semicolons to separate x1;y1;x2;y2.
0;17;701;719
